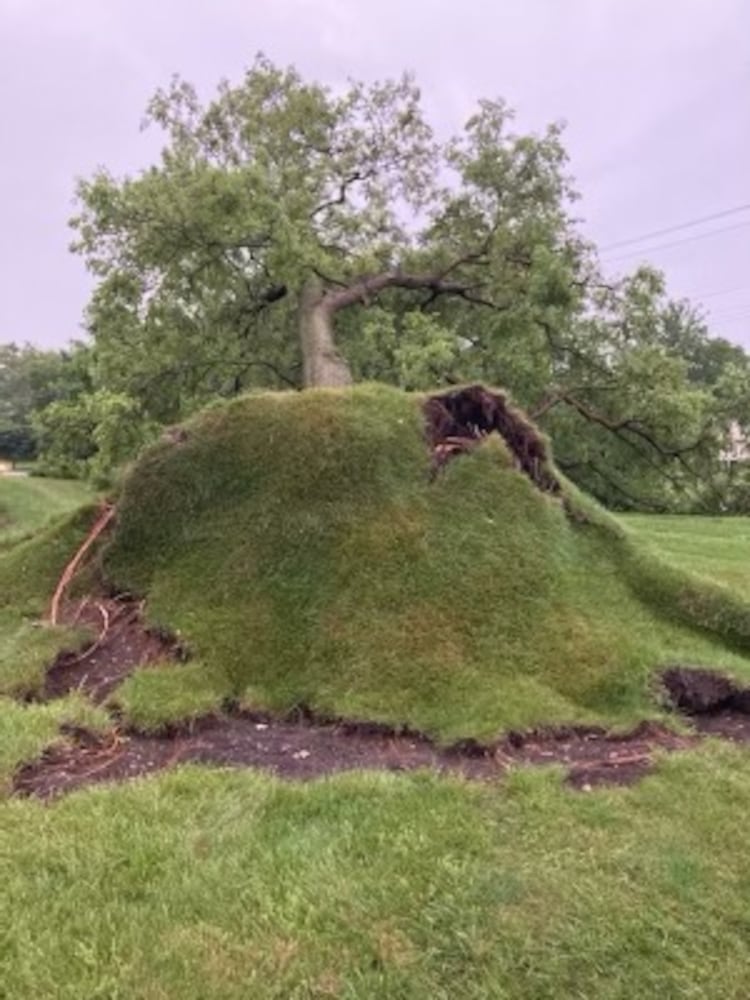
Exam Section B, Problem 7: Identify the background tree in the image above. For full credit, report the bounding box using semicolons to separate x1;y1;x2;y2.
0;342;91;467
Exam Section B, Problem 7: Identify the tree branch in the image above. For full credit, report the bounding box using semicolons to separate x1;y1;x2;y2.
537;390;714;494
323;269;508;314
551;392;704;461
309;167;378;221
570;458;667;511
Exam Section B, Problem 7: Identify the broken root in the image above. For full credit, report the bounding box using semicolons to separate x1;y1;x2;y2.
49;502;116;625
424;385;561;494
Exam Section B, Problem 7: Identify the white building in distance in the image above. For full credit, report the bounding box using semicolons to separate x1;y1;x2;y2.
721;421;750;464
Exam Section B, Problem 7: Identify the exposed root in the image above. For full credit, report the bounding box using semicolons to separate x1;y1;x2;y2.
66;601;111;666
49;502;116;625
424;385;561;494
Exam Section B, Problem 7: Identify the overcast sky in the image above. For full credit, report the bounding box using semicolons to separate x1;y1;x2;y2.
1;0;748;351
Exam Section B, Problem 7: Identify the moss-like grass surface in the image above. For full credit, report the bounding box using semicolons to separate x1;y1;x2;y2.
101;385;750;738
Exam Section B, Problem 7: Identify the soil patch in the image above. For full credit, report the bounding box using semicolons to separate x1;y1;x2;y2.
13;713;698;801
662;666;750;715
501;721;693;790
41;596;184;703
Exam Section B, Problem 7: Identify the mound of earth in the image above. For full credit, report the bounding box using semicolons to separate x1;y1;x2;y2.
95;384;750;740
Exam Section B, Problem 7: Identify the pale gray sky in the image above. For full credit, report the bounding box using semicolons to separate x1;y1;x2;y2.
1;0;748;349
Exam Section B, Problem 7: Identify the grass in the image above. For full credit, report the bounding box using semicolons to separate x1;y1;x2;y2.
0;505;100;697
2;387;750;996
101;385;750;738
622;513;750;602
115;661;226;730
4;747;750;998
0;695;109;793
0;475;93;549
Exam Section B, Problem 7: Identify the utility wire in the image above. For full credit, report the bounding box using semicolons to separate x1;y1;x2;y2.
601;219;750;264
707;305;750;321
692;284;750;301
599;202;750;252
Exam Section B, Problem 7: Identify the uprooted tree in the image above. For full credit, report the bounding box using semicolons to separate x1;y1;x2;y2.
67;55;749;510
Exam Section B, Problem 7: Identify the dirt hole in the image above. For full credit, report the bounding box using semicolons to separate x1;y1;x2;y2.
662;666;750;716
424;384;561;494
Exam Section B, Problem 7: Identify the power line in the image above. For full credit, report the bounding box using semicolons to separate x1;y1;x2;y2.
599;202;750;252
601;219;750;264
694;285;750;301
707;305;750;321
707;304;750;321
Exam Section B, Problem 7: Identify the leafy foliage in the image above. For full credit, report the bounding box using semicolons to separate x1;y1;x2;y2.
61;56;749;507
0;342;91;465
32;389;158;484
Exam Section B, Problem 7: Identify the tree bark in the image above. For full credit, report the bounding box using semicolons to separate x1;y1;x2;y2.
299;277;354;388
298;263;505;388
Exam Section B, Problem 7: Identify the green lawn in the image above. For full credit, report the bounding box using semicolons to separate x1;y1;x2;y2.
621;514;750;602
4;746;750;998
0;475;93;548
4;402;750;997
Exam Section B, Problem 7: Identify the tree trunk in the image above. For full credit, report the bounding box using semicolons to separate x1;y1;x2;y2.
299;278;353;388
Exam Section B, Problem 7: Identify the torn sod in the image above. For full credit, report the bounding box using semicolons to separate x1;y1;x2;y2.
40;596;184;704
14;631;750;800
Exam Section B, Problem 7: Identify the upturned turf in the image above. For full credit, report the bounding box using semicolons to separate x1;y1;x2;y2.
97;384;750;737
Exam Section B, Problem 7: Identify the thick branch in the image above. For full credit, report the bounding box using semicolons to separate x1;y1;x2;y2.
323;269;506;314
309;168;378;221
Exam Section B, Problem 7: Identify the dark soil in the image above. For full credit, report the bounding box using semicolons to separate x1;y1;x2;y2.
662;666;750;743
13;603;750;800
13;713;696;801
693;710;750;742
662;665;750;715
501;721;694;790
424;385;561;494
42;596;183;703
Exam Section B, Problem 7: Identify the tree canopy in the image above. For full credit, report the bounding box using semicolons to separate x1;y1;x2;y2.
18;54;747;509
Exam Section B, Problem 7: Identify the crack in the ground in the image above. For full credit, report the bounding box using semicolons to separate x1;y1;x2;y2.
12;594;750;800
37;596;184;704
12;712;693;801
